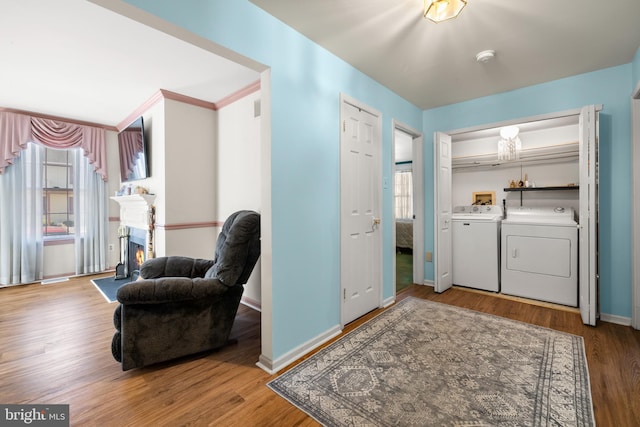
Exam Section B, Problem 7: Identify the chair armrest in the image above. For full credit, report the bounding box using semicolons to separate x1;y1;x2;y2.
140;256;214;279
116;277;234;304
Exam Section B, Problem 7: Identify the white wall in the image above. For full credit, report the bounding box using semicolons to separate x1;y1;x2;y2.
395;129;413;164
106;129;122;269
118;99;217;259
453;161;580;213
216;90;262;305
162;99;217;258
43;243;75;278
453;124;579;157
217;92;261;216
452;122;581;214
139;101;167;256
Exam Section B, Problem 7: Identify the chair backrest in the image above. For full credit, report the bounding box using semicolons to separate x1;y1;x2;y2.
207;210;261;286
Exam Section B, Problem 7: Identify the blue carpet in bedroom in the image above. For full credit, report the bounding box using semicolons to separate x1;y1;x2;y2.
91;275;135;303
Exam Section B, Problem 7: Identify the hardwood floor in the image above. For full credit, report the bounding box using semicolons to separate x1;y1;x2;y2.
1;275;639;426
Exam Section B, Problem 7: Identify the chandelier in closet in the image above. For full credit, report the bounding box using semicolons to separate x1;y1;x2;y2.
497;126;521;161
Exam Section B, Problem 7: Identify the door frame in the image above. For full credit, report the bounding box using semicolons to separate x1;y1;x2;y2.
392;120;424;289
632;82;640;330
339;93;383;327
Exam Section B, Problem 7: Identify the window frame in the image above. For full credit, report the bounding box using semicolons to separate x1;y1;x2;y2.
41;147;74;241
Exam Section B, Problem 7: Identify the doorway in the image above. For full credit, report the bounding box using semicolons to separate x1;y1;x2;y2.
393;123;424;292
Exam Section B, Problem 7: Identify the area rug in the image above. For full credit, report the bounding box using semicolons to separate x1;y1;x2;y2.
268;297;594;426
91;275;134;303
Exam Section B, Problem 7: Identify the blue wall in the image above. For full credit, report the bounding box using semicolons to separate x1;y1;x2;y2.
633;47;640;88
124;0;638;353
124;0;422;359
423;64;633;318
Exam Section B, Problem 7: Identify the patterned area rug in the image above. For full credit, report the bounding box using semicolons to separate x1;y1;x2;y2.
268;298;594;426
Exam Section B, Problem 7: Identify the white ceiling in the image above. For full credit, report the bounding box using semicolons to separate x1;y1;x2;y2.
251;0;640;110
3;1;640;130
0;0;262;128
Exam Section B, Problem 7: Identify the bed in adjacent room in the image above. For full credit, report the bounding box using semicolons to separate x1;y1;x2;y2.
396;218;413;252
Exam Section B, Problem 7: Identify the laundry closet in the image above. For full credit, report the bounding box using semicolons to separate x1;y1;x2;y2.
433;106;599;325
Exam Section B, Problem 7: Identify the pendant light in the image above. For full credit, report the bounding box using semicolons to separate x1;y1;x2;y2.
497;126;521;161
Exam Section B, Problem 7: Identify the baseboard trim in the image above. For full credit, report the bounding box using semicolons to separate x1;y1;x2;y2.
600;313;631;326
256;324;342;375
382;296;395;308
256;355;275;375
241;296;261;312
41;277;70;285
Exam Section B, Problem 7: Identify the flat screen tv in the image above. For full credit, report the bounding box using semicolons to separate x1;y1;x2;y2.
118;116;149;182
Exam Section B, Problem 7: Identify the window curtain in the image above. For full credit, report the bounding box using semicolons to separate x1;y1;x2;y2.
0;143;44;286
394;170;414;219
0;111;107;180
118;129;143;181
73;148;108;275
0;111;108;284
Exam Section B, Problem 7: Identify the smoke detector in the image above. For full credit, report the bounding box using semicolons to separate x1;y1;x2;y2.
476;50;495;63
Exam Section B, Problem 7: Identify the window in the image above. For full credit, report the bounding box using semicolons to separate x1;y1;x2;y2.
42;147;74;238
394;170;413;219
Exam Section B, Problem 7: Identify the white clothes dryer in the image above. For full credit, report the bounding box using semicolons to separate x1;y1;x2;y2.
452;205;503;292
501;206;578;306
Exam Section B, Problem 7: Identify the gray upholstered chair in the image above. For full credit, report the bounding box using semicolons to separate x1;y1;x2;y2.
111;210;260;370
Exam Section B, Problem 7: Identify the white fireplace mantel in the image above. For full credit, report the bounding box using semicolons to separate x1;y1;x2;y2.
110;194;156;231
111;193;156;260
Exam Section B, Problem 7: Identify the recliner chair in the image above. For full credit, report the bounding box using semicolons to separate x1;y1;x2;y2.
111;210;260;370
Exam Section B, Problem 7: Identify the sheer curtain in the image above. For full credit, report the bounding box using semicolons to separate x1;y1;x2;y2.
394;170;414;219
0;111;108;284
73;148;108;275
0;143;44;286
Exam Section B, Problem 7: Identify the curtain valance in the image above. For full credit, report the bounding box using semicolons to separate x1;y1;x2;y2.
0;111;107;180
118;129;143;181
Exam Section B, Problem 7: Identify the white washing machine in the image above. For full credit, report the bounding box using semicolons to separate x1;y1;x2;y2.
501;206;578;306
452;205;503;292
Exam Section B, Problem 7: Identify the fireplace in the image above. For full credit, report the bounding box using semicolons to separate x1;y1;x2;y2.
110;193;156;280
127;227;147;277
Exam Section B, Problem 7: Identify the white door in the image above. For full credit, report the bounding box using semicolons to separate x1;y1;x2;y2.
434;132;452;293
412;135;425;285
579;105;599;325
341;97;382;325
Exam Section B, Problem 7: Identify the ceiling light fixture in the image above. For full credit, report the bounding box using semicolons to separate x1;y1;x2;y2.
498;126;521;161
424;0;467;23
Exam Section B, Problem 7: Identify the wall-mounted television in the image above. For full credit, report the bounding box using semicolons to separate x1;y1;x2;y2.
118;116;149;182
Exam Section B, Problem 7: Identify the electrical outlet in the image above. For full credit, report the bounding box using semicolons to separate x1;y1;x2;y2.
425;251;433;262
108;244;114;252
